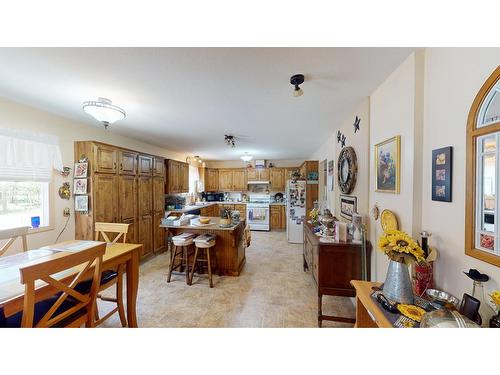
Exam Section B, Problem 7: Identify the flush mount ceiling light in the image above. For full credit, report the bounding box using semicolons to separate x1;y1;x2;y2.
290;74;304;97
240;153;253;162
194;155;203;163
82;97;126;129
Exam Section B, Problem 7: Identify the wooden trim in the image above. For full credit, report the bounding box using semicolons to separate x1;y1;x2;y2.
465;66;500;267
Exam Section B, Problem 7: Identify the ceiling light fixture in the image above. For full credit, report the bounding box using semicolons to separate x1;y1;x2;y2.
240;153;253;162
82;97;126;129
290;74;304;97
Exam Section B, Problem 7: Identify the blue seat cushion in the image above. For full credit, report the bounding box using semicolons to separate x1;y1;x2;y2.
74;270;118;295
0;292;86;328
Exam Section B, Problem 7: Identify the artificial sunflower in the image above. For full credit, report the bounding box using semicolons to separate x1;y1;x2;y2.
378;229;425;263
397;304;426;323
490;291;500;313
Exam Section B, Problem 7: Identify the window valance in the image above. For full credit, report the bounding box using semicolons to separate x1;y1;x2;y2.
0;128;63;182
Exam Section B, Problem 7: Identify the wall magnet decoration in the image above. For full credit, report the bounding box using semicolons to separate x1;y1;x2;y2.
58;182;71;200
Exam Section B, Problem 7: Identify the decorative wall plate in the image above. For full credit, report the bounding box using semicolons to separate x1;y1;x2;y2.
380;209;398;231
337;146;358;194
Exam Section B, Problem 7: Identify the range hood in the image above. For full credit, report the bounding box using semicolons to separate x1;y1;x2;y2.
247;180;270;185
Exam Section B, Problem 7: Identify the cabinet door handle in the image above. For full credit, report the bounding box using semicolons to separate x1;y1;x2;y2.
120;162;123;171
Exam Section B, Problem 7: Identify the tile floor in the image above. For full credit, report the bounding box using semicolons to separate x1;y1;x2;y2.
100;230;355;328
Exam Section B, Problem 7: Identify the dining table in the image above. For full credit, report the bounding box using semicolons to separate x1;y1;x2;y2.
0;240;142;328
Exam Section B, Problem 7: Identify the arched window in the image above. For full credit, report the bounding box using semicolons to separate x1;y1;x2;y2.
466;66;500;267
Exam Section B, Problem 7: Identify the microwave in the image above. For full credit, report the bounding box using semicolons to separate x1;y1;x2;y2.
202;192;224;202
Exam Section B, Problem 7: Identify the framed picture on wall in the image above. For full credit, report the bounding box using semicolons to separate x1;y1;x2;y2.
75;195;89;212
74;162;88;178
432;146;453;202
327;160;334;192
73;178;87;194
340;195;357;220
374;135;401;193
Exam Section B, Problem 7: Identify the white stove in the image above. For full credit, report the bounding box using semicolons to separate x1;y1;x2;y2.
247;194;270;231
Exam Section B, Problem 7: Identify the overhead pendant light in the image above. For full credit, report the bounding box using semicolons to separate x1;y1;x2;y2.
240;153;253;162
290;74;304;97
82;97;126;129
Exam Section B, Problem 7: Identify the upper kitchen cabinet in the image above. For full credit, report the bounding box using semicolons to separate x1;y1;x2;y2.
118;150;137;175
204;168;219;191
247;167;269;181
153;157;165;176
93;144;117;174
232;169;247;190
138;155;153;175
269;168;285;191
166;159;189;194
218;169;247;191
218;169;233;191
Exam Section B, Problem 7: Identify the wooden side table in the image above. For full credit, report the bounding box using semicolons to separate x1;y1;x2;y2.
350;280;392;328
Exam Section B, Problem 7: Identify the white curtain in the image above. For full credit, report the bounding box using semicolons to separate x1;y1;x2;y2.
0;128;63;182
188;164;200;194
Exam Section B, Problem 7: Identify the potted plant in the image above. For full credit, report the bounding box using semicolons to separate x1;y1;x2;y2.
489;291;500;328
378;229;425;304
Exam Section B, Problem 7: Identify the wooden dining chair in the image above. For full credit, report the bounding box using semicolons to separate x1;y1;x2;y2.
0;226;29;257
93;222;129;327
2;243;106;328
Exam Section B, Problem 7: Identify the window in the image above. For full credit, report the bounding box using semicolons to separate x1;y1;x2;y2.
0;181;50;230
466;66;500;267
0;129;62;232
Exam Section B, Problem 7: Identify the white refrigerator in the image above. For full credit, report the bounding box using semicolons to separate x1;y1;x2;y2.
286;180;306;243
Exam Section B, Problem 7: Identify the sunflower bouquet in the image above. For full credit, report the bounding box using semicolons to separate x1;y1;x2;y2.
378;229;426;264
490;291;500;314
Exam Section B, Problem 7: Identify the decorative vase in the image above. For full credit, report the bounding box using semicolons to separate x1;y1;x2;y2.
382;259;414;304
489;312;500;328
411;261;434;296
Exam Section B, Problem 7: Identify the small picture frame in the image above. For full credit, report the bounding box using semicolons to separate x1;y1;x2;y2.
340;195;357;220
73;178;88;195
74;162;88;178
432;146;453;202
374;135;401;194
75;195;89;212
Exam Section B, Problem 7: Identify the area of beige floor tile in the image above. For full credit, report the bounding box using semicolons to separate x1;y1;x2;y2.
99;230;355;328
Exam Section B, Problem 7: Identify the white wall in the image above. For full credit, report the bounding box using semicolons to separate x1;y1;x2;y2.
0;97;189;254
421;49;500;298
368;49;500;301
369;52;423;281
310;98;370;222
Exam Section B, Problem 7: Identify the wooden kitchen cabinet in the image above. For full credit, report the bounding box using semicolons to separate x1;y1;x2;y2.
270;168;285;191
204;168;219;191
166;159;189;194
75;141;165;259
218;169;234;191
153;157;165;177
247;167;269;181
94;144;117;174
281;205;286;229
270;204;286;230
118;150;137;175
138;155;153;175
232;169;247;190
94;174;118;222
118;175;137;222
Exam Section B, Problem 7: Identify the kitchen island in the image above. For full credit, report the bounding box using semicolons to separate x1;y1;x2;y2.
160;217;246;276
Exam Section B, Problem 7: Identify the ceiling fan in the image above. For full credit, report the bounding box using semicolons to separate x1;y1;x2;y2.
224;134;250;148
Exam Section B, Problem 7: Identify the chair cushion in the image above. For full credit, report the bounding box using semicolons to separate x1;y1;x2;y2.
74;270;118;295
172;238;194;246
0;292;85;328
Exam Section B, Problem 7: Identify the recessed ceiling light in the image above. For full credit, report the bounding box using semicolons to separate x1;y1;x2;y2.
82;97;126;129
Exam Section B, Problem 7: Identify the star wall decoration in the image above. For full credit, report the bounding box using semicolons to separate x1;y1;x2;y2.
353;116;361;133
340;134;346;148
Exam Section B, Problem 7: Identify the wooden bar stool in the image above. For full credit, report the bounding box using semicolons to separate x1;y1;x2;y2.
189;236;217;288
167;233;195;284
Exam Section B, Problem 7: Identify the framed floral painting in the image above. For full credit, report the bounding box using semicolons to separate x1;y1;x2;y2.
375;135;401;193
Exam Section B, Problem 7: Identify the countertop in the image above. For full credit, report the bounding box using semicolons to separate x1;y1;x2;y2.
160;217;244;231
166;201;285;215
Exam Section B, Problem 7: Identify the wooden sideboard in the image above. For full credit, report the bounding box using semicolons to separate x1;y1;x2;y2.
303;221;371;327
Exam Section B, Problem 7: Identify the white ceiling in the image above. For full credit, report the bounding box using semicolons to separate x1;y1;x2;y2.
0;48;413;160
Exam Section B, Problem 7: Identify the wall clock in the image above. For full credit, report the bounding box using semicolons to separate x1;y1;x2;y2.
337;146;358;194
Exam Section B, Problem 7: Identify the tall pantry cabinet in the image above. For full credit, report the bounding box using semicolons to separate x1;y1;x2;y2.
74;141;166;258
